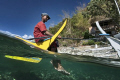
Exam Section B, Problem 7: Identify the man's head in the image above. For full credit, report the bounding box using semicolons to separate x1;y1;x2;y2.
41;13;50;22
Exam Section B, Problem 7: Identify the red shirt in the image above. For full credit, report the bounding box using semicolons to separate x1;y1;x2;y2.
33;21;47;42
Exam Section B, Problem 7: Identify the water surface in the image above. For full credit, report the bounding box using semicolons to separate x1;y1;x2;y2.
0;33;120;80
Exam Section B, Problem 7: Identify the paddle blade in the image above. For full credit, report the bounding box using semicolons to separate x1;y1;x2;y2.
5;55;42;63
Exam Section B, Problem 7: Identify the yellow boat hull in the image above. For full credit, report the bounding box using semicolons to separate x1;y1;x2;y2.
15;19;67;50
4;19;67;62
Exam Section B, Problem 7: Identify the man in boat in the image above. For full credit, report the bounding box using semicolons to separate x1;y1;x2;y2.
33;13;70;75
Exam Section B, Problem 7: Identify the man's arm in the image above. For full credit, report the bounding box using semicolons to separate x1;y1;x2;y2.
44;31;61;38
44;31;54;36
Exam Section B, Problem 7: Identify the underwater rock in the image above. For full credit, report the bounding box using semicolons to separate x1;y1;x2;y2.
58;46;119;59
0;72;15;80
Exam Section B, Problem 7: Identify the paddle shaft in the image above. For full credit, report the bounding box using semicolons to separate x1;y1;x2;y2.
60;37;98;40
27;36;50;40
27;36;98;40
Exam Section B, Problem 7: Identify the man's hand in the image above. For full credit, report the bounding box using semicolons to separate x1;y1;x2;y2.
58;35;61;39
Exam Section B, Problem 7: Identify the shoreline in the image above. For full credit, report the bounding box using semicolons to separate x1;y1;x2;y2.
58;45;119;59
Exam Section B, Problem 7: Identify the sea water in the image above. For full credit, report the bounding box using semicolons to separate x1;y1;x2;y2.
0;33;120;80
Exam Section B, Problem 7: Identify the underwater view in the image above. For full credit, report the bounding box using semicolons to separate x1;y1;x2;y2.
1;0;120;80
0;32;120;80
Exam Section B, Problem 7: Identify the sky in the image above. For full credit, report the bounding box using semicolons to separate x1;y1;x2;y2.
0;0;90;38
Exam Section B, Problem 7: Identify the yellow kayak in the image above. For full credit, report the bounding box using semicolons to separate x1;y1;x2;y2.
5;19;67;63
15;19;67;50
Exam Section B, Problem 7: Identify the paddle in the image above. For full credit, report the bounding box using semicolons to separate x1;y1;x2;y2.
27;36;51;40
27;36;98;40
59;37;98;40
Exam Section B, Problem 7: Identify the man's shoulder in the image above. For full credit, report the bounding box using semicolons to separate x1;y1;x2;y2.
35;21;46;28
38;21;44;25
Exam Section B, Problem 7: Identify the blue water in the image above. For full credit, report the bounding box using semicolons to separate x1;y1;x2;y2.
0;33;120;80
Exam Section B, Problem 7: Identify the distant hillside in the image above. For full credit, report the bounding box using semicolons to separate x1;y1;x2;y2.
49;0;120;46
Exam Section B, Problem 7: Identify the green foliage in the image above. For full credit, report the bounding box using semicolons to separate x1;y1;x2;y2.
82;41;104;45
95;41;106;45
87;0;119;23
82;41;88;45
83;30;89;39
88;40;95;45
95;42;101;45
49;10;90;39
71;12;90;38
82;40;95;45
49;0;120;46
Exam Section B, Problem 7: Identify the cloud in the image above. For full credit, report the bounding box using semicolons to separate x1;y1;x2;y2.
0;30;20;37
22;34;28;38
0;30;33;39
22;34;33;39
